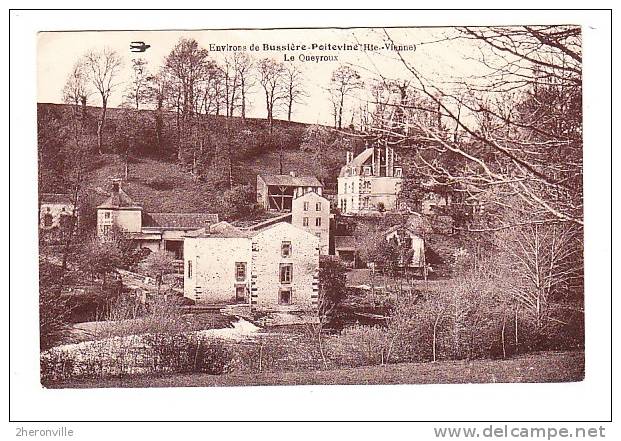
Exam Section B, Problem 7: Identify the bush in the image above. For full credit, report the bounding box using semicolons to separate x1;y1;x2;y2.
189;338;236;374
326;324;389;367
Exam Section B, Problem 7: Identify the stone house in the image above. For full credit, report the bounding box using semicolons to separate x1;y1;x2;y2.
183;221;319;310
257;172;323;211
291;191;330;254
337;145;403;214
96;179;218;263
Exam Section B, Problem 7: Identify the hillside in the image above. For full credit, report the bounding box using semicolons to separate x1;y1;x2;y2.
38;103;354;218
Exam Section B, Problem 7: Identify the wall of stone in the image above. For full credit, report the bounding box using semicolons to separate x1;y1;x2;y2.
184;237;252;304
251;223;319;310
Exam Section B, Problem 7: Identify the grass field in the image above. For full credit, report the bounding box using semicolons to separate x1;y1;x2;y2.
47;350;584;388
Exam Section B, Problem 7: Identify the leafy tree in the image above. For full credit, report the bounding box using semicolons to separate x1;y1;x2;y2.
318;256;348;325
222;184;260;220
81;239;124;285
140;250;176;294
39;260;71;350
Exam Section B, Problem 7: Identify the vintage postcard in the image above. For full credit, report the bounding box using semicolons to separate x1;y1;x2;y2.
36;25;585;390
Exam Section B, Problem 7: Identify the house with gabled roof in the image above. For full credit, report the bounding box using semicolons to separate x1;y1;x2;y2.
257;172;323;212
183;221;319;310
337;144;403;214
96;179;218;262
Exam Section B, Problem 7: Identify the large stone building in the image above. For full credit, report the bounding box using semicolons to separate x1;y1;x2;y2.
291;191;330;254
337;145;403;214
183;221;319;310
96;179;218;260
257;172;323;211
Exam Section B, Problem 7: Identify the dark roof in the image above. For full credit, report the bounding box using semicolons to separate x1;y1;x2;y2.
334;235;357;250
40;193;72;204
259;174;322;187
97;188;142;209
143;213;219;229
339;148;374;177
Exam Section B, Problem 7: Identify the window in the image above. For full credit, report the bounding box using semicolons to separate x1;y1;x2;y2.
315;217;322;227
315;232;321;238
43;213;53;227
235;262;247;282
363;166;371;176
235;285;246;302
102;225;110;236
395;167;402;177
279;288;292;305
188;260;192;278
104;211;111;219
303;217;309;227
280;263;293;283
303;201;309;211
252;242;259;252
404;237;413;249
315;202;321;211
281;241;291;258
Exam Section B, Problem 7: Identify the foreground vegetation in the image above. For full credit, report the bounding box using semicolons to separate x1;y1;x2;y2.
46;350;584;388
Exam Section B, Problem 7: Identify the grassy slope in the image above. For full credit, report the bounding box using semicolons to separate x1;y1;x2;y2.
83;149;327;215
39;103;334;214
47;350;583;388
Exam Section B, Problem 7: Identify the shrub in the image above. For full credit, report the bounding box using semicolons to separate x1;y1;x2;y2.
188;338;236;375
326;324;389;367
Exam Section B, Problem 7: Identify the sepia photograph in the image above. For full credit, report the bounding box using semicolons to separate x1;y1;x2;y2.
34;23;586;391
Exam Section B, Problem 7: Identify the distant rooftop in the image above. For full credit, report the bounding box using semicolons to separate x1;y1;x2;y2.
143;213;219;230
97;187;142;210
259;174;322;187
185;221;252;239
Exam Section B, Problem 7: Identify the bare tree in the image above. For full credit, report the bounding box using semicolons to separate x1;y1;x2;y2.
222;54;240;117
257;58;286;132
373;26;583;228
62;60;91;141
124;58;150;110
330;64;363;129
164;38;210;160
282;64;307;121
234;52;255;119
83;48;123;154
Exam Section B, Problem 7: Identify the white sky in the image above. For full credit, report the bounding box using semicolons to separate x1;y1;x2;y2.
38;27;485;125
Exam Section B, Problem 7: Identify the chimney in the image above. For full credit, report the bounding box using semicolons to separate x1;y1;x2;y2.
111;178;122;194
